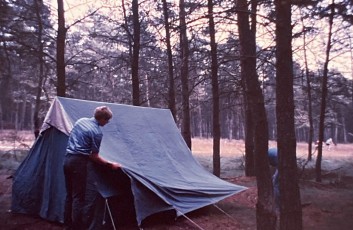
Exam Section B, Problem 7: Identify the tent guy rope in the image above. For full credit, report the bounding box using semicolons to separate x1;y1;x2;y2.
178;212;205;230
213;204;238;223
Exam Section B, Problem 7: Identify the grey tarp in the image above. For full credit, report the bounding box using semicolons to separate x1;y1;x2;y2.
12;97;247;226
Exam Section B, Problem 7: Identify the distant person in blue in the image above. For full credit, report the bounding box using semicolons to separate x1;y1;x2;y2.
268;147;279;211
63;106;121;230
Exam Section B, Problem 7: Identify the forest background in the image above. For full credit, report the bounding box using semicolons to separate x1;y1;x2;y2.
1;0;353;229
1;0;352;144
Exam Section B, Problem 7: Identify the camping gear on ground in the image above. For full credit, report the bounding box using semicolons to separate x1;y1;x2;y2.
11;97;247;228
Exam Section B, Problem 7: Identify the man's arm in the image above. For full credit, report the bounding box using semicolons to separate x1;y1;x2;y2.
89;153;122;170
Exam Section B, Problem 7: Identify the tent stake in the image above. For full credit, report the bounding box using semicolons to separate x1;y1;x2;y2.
105;199;117;230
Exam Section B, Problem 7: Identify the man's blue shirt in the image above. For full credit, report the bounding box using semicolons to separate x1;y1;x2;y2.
66;117;103;156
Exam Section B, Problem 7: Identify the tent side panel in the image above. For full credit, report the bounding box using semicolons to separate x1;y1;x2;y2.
11;127;68;223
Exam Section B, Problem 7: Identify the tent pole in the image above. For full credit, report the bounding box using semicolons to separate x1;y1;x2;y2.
105;199;117;230
102;201;107;225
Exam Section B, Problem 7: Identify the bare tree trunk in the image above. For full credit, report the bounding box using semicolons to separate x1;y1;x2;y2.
243;0;259;177
15;103;19;130
198;101;203;137
0;33;13;129
144;74;150;106
20;92;27;130
162;0;177;121
244;105;255;176
179;0;191;149
121;0;134;104
56;0;67;97
122;0;133;65
351;36;353;107
275;0;302;229
131;0;140;106
207;0;221;177
334;113;338;142
242;0;257;177
342;115;347;142
33;0;45;138
301;14;314;161
316;1;335;182
237;0;276;229
227;110;233;140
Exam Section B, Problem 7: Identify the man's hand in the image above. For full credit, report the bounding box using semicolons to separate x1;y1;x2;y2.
109;162;122;170
90;153;122;170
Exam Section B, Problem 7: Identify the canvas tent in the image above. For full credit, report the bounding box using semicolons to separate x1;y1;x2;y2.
12;97;247;228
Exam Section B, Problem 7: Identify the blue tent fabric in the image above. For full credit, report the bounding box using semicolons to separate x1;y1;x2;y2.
12;97;247;226
12;127;67;222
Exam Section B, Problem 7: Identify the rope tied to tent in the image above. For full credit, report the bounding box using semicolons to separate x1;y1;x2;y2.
213;204;238;223
176;211;205;230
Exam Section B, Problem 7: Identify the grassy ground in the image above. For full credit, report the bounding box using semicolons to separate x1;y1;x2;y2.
1;131;353;229
1;131;352;177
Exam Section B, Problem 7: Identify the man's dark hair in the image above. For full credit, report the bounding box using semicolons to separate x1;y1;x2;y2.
94;106;113;120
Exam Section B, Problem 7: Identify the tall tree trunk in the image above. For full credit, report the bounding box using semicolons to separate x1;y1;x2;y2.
244;105;255;176
301;14;314;161
0;39;13;129
351;36;353;107
33;0;45;138
162;0;176;120
207;0;221;177
20;92;27;130
179;0;191;149
242;0;258;177
316;1;335;182
122;0;132;58
56;0;66;97
227;109;233;140
237;0;276;229
131;0;140;106
275;0;303;229
342;115;347;142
